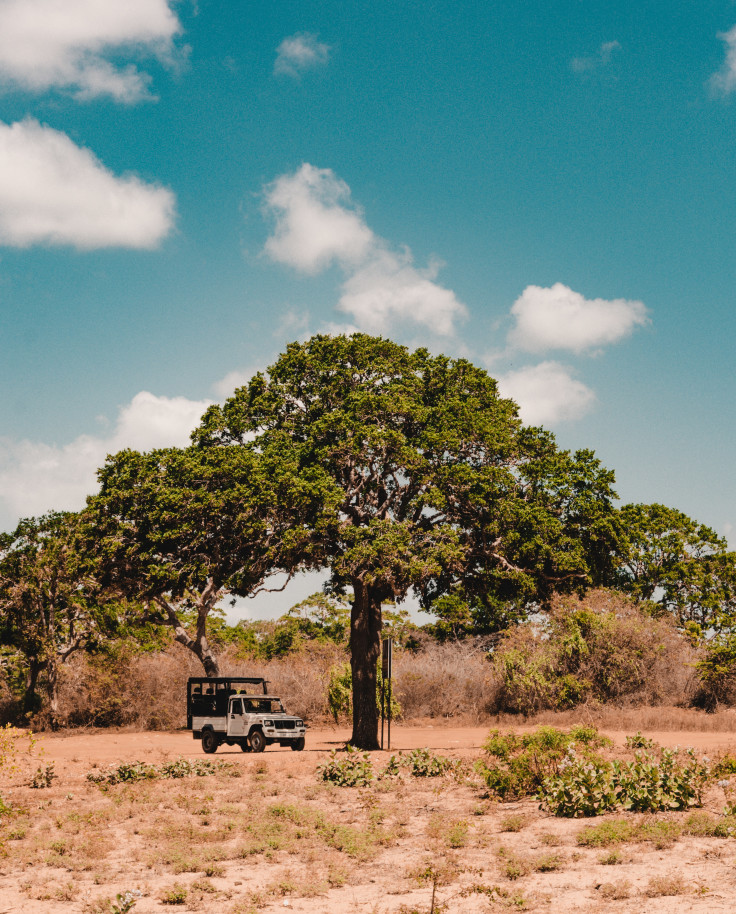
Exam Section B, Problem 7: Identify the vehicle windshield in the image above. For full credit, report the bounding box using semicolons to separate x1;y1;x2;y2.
243;698;284;714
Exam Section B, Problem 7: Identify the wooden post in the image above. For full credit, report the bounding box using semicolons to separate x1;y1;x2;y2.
382;638;393;751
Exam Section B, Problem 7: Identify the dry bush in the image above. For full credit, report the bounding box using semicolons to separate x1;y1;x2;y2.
12;589;712;730
54;646;200;730
492;590;699;714
393;640;501;720
49;641;343;730
221;641;344;721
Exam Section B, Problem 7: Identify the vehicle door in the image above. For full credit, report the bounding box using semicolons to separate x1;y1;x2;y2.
227;697;247;737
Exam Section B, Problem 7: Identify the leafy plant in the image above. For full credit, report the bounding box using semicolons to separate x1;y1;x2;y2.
161;885;187;905
317;746;374;787
625;731;655;750
383;748;454;779
476;726;607;799
111;890;141;914
540;745;709;817
539;746;618;817
327;661;401;723
87;757;232;786
0;724;37;776
30;762;57;788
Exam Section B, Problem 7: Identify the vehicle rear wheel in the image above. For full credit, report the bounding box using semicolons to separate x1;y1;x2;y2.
249;729;266;753
291;737;305;752
201;730;218;754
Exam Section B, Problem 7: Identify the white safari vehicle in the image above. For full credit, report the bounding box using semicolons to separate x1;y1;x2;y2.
187;676;306;753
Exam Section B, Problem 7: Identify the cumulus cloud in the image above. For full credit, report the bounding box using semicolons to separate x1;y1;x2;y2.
338;249;466;336
498;362;596;425
0;118;175;249
274;32;330;78
263;163;467;335
0;0;182;102
0;391;211;530
264;163;374;273
710;25;736;95
508;282;648;354
571;40;621;73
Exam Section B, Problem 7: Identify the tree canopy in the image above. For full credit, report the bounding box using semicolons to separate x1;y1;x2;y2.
194;333;621;747
0;511;125;720
614;502;736;630
87;443;335;676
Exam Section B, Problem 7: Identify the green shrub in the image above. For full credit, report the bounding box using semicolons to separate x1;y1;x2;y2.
381;747;454;779
541;746;708;817
86;757;232;786
111;890;141;914
476;726;607;800
625;731;655;750
492;591;693;713
317;746;373;787
540;747;619;817
712;754;736;779
30;763;56;788
615;748;708;813
327;662;401;723
161;885;187;905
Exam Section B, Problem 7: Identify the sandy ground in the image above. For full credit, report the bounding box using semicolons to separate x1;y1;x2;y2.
3;725;736;913
34;723;736;770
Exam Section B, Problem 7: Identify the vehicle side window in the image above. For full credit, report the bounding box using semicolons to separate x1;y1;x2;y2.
245;699;258;713
231;698;243;715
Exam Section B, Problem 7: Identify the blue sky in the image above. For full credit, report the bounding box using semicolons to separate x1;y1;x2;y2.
0;1;735;617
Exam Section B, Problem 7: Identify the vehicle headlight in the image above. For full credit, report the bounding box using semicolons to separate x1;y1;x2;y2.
263;719;273;727
296;720;303;727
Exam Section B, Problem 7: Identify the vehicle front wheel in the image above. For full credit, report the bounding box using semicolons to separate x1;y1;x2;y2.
201;730;218;754
290;737;305;752
249;729;266;753
240;741;251;752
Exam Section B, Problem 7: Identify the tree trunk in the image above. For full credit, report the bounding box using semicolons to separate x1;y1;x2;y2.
23;657;43;714
46;659;60;729
157;597;221;677
349;580;382;750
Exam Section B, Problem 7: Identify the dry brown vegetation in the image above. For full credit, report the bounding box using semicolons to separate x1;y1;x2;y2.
3;726;736;913
21;590;708;735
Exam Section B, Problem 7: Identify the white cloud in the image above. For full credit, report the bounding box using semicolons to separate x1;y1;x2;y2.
0;118;175;249
711;25;736;95
338;248;467;336
0;0;182;102
498;362;596;425
213;369;258;399
274;32;330;78
263;163;467;336
508;282;648;354
0;391;211;531
571;40;621;73
264;163;374;273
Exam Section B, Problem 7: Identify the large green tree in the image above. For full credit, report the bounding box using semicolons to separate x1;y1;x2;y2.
195;334;620;748
87;443;334;676
614;503;736;629
0;511;124;720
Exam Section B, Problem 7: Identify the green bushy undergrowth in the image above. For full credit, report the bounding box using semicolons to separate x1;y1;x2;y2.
86;757;235;786
384;747;456;778
475;725;610;799
476;725;709;817
541;745;709;817
318;746;456;786
317;746;374;786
